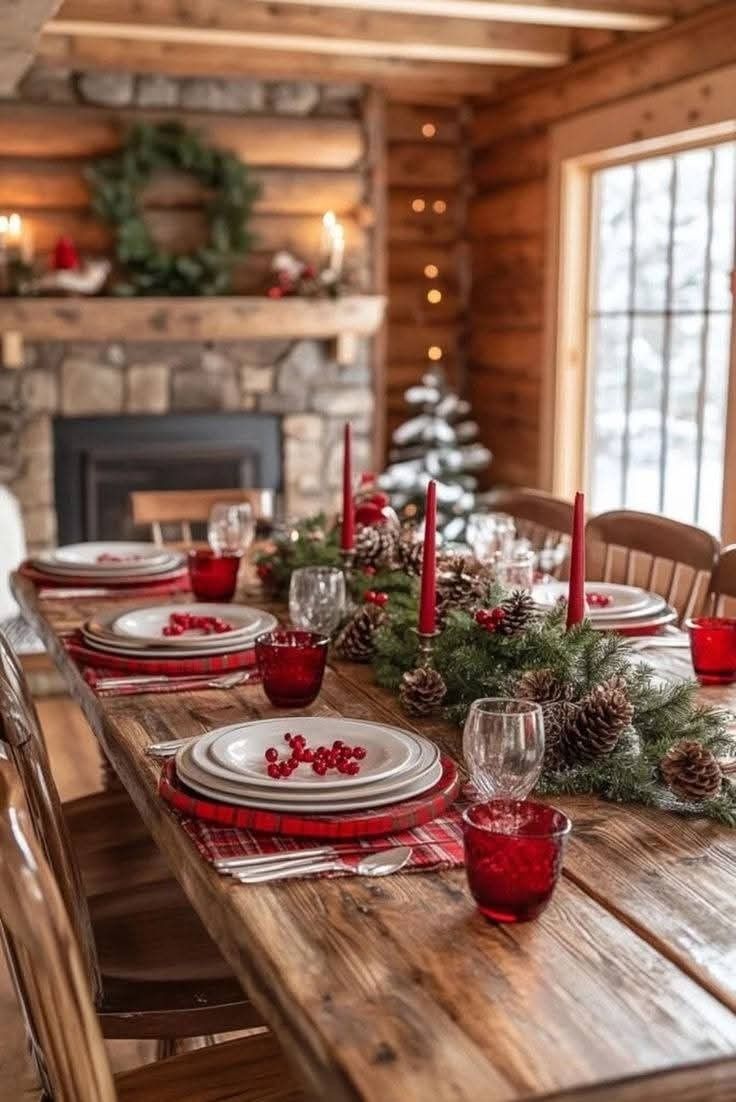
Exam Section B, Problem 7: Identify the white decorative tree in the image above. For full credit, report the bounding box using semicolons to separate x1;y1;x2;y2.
379;366;492;542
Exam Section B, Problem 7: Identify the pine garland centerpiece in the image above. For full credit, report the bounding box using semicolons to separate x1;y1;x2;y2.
87;121;259;296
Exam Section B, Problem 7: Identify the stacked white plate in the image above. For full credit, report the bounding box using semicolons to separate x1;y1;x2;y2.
81;603;277;659
532;580;677;633
175;717;443;813
32;541;185;580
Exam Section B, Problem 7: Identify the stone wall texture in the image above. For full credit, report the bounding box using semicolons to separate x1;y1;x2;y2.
1;340;373;551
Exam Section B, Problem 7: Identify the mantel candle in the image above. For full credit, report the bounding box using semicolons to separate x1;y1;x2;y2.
418;479;437;634
566;491;586;630
340;421;355;551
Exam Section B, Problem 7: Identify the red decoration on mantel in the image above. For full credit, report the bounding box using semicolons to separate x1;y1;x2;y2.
52;236;80;271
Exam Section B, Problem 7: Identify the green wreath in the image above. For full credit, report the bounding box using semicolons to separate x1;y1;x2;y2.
87;121;259;296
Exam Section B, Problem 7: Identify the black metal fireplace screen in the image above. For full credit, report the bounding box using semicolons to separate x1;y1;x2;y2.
53;412;281;543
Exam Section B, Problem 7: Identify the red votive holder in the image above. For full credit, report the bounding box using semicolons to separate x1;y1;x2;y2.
255;630;328;708
188;549;241;601
685;617;736;685
462;799;571;924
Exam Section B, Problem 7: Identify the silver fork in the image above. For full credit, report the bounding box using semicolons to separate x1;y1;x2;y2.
105;670;254;693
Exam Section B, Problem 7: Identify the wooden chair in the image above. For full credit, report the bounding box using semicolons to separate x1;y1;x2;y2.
0;629;264;1056
706;544;736;616
585;509;720;623
131;488;274;545
0;745;305;1102
487;488;574;578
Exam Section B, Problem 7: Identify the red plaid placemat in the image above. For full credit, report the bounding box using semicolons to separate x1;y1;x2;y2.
160;755;462;843
65;631;256;677
180;808;466;877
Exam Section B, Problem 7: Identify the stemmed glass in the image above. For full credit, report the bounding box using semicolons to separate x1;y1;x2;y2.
462;698;545;800
466;512;516;562
493;548;536;593
289;566;346;636
208;502;256;556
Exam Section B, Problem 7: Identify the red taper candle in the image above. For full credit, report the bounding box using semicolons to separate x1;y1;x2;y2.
418;479;437;634
340;422;355;551
566;491;586;630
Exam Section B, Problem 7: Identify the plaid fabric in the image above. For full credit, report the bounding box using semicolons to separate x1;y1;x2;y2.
65;631;256;676
20;561;190;596
159;755;462;845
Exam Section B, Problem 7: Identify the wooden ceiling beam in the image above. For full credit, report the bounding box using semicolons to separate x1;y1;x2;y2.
38;33;503;96
0;0;62;93
49;1;571;68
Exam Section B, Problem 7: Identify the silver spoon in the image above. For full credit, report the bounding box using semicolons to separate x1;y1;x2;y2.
231;845;413;884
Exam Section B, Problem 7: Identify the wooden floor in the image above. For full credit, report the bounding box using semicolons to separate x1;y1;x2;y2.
0;694;156;1100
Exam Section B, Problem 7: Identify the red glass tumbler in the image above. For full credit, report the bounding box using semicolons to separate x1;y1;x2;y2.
686;617;736;685
188;549;241;601
462;799;571;924
255;630;328;708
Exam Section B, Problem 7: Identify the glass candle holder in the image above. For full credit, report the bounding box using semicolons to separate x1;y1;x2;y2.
463;799;571;924
493;549;535;593
255;630;329;708
188;549;241;602
685;617;736;685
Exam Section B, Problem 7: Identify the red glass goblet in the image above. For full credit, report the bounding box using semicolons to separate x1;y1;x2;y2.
462;799;571;924
188;549;241;602
686;617;736;685
255;630;329;708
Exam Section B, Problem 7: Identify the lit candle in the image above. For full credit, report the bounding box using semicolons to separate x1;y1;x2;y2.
0;214;32;262
341;421;355;551
418;480;437;634
322;210;337;270
330;223;345;279
566;491;586;630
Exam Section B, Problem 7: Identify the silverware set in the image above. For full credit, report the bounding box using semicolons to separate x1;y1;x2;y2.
215;844;414;883
105;670;256;695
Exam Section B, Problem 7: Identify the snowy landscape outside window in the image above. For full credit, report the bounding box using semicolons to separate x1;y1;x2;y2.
587;142;736;535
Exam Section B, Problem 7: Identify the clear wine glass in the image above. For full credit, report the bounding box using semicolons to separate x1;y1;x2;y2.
463;698;545;800
466;512;516;562
289;566;346;636
493;548;535;593
208;502;256;556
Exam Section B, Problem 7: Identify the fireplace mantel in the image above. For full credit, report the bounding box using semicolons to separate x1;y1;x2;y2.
0;294;385;366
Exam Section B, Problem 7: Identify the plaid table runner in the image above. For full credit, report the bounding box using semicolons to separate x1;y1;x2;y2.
178;804;467;878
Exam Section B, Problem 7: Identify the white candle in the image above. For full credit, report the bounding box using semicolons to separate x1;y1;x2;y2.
321;210;337;268
330;223;345;279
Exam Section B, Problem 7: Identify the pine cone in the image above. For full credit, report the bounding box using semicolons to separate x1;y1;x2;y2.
562;675;633;763
541;700;580;771
660;739;723;800
514;668;574;704
334;604;386;663
436;555;487;621
354;525;397;570
495;589;536;636
399;665;447;716
395;535;423;577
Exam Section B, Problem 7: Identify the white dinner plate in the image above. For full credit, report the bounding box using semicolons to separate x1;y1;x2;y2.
80;627;260;660
33;554;185;579
176;743;443;813
191;724;438;794
109;604;268;647
590;605;678;633
208;717;428;790
49;542;174;569
533;581;661;617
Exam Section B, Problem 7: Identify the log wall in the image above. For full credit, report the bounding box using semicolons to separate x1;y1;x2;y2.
386;100;471;446
469;0;736;489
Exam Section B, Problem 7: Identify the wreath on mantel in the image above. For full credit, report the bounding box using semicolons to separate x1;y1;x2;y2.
87;121;259;296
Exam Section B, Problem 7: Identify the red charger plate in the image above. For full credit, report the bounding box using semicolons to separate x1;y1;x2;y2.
159;755;461;839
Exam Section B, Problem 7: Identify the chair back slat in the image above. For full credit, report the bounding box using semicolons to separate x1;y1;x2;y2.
0;747;117;1102
586;510;719;624
706;544;736;617
488;489;574;579
130;488;274;546
0;633;100;1001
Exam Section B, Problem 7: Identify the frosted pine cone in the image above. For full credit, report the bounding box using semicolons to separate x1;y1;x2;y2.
354;524;397;570
562;675;633;763
334;604;385;663
436;555;487;620
399;665;447;716
495;590;537;636
395;535;423;576
660;739;722;800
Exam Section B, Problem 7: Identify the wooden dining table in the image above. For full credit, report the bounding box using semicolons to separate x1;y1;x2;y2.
12;572;736;1102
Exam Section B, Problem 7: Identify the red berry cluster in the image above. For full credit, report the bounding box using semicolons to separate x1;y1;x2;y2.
162;611;234;636
363;590;389;607
264;733;367;779
474;607;507;632
587;592;613;608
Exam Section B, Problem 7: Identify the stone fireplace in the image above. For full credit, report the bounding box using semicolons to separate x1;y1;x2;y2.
0;335;375;552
